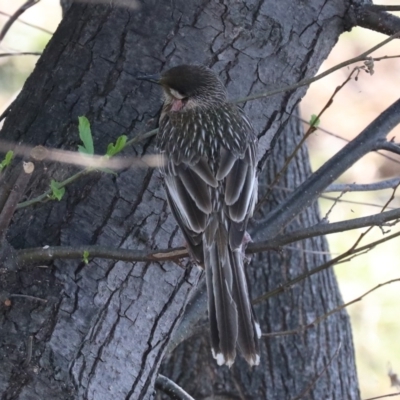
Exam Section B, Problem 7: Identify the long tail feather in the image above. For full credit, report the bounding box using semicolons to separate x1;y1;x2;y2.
205;217;260;366
230;249;260;366
205;218;238;366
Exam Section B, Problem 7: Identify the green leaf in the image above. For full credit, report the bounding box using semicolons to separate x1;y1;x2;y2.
50;180;65;201
82;250;90;265
106;135;127;157
78;116;94;155
309;114;320;128
0;150;14;171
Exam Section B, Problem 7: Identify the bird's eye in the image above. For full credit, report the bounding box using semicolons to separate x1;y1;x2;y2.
169;88;186;100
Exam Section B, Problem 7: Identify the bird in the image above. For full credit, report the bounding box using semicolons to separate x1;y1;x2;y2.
141;65;260;366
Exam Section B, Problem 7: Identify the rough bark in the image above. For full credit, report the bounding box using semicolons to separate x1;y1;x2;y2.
0;0;360;399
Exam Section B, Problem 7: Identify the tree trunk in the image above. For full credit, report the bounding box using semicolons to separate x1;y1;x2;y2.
0;0;360;399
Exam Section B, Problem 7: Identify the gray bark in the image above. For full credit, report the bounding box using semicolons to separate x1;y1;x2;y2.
0;0;360;399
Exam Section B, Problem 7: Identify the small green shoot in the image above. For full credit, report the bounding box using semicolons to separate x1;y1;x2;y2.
50;180;65;201
0;151;14;171
82;250;90;264
78;116;94;155
106;135;127;157
309;114;320;128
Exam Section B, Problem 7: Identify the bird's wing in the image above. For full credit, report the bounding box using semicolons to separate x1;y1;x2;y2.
216;140;258;248
162;156;218;263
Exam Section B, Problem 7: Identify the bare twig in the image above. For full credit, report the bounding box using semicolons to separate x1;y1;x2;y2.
0;0;41;43
259;96;400;242
0;11;53;35
9;294;47;304
155;374;195;400
0;52;41;58
16;245;189;266
236;30;400;104
322;189;348;222
320;195;397;211
377;141;400;155
263;278;400;338
260;183;399;208
364;393;400;400
0;140;163;210
366;5;400;12
256;67;361;212
15;204;400;267
253;229;400;304
340;183;399;255
356;5;400;36
325;178;400;193
293;114;400;166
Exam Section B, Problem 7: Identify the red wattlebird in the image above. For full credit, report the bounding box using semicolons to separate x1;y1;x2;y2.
141;65;260;366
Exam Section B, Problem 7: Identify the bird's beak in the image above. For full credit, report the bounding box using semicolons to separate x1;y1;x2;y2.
137;73;161;85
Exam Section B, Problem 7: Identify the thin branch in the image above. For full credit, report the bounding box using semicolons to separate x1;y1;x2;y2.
263;278;400;338
236;30;400;104
293;114;400;166
9;294;47;303
0;11;53;35
325;178;400;193
356;5;400;36
169;264;400;361
0;140;162;209
377;141;400;156
16;245;189;266
320;195;397;210
0;52;42;58
258;96;400;242
364;393;400;400
0;0;41;43
260;183;399;209
366;6;400;12
253;229;400;304
256;66;361;212
0;141;161;170
16;169;91;210
15;206;400;267
155;374;195;400
321;189;348;222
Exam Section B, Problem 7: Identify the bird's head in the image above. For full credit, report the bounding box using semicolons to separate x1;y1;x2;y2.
139;65;227;112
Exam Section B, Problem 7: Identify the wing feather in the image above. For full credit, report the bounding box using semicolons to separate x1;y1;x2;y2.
191;158;218;187
216;148;237;180
165;174;207;234
175;164;212;214
224;159;248;206
228;166;256;222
